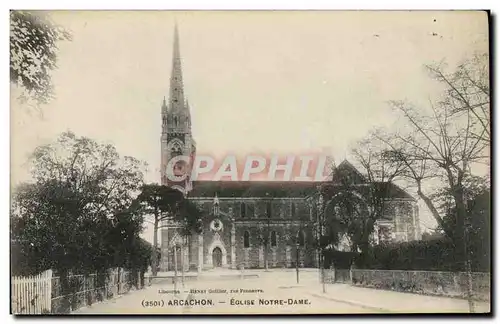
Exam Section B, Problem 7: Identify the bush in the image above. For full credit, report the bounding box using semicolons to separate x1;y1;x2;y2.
354;238;489;272
323;250;358;269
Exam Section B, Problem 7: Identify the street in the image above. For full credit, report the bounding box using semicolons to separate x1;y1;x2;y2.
72;269;490;314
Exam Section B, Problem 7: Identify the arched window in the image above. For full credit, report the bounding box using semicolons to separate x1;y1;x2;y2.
270;231;277;247
266;202;272;218
247;204;255;218
291;202;296;218
240;203;246;218
297;230;305;247
174;116;178;127
243;231;250;248
162;115;167;126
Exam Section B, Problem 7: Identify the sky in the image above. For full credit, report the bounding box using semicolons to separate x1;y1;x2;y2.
10;11;489;242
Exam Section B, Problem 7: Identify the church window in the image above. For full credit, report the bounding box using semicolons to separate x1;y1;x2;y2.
291;203;296;218
378;226;392;243
266;202;272;218
240;203;246;218
270;231;277;247
243;231;250;248
247;204;255;218
297;230;306;247
174;116;178;127
162;115;167;126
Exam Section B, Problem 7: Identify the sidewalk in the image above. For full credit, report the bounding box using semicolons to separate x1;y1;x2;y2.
72;283;195;314
302;283;491;313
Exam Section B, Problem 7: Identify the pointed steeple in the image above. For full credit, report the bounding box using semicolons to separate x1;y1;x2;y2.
169;22;185;114
160;22;196;196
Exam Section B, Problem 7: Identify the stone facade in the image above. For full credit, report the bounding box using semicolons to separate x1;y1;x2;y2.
160;195;318;271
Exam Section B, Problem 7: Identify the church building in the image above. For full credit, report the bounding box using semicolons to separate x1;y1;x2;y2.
159;26;421;272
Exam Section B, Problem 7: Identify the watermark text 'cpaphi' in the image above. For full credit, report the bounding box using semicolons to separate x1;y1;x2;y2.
164;153;333;182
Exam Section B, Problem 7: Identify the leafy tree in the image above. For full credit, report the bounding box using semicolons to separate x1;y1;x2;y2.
10;10;72;105
177;198;204;237
125;237;153;288
136;184;203;275
136;184;183;275
10;132;146;311
436;179;490;272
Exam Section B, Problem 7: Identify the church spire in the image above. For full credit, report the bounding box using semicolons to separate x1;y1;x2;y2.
169;22;185;114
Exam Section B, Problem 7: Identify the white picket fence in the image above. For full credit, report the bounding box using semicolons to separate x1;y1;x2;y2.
11;270;53;314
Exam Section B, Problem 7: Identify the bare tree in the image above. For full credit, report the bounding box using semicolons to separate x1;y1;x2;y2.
426;53;490;146
318;148;405;255
369;53;489;312
350;137;407;250
377;94;488;242
363;54;489;243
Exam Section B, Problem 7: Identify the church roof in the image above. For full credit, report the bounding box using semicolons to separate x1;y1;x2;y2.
188;180;413;200
319;181;414;200
188;181;323;198
187;158;414;200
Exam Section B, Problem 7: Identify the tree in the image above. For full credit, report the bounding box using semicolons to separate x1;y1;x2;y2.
125;237;153;289
255;200;273;270
318;154;405;255
427;53;490;146
375;53;489;248
136;184;183;275
136;184;203;275
10;10;72;106
350;138;407;250
364;53;489;312
174;197;204;273
11;132;146;311
436;176;490;272
176;198;204;237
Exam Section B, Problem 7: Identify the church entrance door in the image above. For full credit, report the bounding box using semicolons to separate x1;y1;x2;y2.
212;247;223;267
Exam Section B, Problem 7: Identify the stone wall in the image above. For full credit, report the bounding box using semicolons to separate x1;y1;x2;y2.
348;269;490;302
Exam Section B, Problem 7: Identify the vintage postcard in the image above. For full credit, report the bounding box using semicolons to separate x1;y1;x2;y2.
10;10;490;315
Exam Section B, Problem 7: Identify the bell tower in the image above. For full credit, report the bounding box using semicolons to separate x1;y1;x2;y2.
160;24;197;272
161;24;196;194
